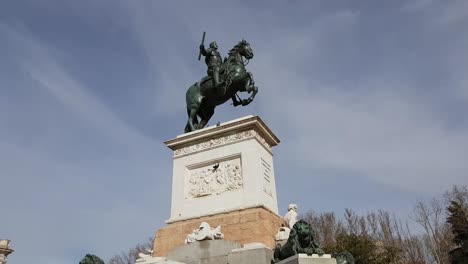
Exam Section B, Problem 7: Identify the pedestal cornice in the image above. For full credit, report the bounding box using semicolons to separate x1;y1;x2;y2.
165;116;280;157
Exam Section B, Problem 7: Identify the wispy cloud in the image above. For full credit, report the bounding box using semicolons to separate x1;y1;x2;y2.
1;21;169;263
251;9;468;193
1;24;155;151
404;0;468;26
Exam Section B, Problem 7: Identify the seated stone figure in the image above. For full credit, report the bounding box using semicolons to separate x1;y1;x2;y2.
273;220;324;262
185;222;224;244
275;204;298;241
284;204;298;228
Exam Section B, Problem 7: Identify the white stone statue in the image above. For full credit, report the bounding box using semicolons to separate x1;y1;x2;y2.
0;239;13;264
284;204;298;229
0;240;9;249
135;248;187;264
185;222;224;244
275;204;298;241
135;248;154;263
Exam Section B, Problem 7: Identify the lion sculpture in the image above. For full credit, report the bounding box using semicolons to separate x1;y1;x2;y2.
273;220;355;264
273;219;324;262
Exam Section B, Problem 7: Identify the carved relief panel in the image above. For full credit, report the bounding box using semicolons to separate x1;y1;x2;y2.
185;156;243;199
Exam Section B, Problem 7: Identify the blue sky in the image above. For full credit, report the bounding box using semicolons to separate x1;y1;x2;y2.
1;0;467;263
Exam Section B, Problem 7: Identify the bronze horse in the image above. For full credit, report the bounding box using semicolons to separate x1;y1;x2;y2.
185;40;258;133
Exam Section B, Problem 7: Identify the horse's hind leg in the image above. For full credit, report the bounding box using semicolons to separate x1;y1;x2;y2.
185;108;198;133
197;107;214;130
197;120;207;129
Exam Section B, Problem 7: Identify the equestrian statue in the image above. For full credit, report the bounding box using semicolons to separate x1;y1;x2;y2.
184;32;258;133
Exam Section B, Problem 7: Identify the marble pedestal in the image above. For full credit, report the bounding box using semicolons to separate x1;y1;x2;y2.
154;116;283;256
167;240;240;264
154;207;283;256
277;254;337;264
165;240;275;264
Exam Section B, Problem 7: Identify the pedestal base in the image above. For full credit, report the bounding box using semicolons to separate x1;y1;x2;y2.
229;244;274;264
167;240;240;264
277;254;337;264
153;207;283;257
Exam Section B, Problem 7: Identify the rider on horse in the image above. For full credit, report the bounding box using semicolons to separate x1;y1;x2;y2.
185;37;258;133
199;41;225;96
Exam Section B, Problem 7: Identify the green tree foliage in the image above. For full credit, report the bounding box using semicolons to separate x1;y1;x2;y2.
447;200;468;264
79;254;105;264
110;185;467;264
324;234;400;264
109;237;153;264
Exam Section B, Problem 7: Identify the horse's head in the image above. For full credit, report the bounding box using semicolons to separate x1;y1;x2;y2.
238;39;254;60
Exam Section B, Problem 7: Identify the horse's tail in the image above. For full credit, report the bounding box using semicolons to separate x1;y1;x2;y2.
186;82;200;106
185;82;201;133
184;104;194;133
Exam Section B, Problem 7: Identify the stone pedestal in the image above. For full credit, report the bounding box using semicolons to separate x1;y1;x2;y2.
165;115;280;222
165;240;275;264
154;207;283;256
228;243;274;264
135;256;185;264
167;240;240;264
154;116;283;256
277;254;337;264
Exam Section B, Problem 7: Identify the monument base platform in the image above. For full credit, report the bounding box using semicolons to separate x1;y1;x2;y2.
153;206;283;257
167;240;240;264
165;240;274;264
277;254;337;264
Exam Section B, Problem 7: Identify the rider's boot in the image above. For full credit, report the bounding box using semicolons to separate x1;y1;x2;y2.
213;67;225;96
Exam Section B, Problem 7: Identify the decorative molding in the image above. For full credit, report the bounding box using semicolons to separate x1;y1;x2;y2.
186;158;243;199
174;129;271;157
165;205;281;224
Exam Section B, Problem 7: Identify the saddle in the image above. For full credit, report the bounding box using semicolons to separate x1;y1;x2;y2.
199;64;228;87
199;76;212;87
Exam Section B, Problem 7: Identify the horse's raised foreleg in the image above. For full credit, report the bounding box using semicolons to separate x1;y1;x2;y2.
247;72;255;89
239;72;258;106
231;95;241;107
239;86;257;106
228;72;258;107
243;85;258;105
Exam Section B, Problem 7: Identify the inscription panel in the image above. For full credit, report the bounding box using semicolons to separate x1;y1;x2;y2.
261;158;273;197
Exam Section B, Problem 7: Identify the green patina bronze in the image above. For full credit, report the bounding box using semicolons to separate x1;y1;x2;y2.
184;34;258;133
273;220;325;263
273;220;355;264
334;251;355;264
